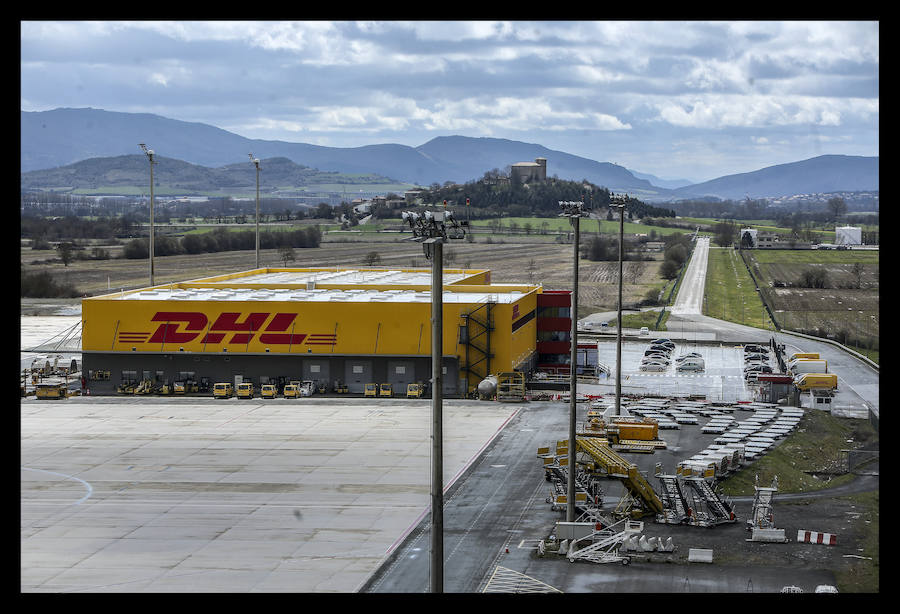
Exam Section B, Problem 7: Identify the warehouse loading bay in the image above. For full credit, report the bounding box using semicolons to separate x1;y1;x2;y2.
21;326;878;593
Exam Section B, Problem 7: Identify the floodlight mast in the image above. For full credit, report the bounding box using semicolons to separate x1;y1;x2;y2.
139;144;156;286
399;207;468;593
608;193;629;418
249;154;261;268
558;200;588;523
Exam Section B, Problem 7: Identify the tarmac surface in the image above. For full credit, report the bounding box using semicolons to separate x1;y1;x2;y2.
21;396;518;592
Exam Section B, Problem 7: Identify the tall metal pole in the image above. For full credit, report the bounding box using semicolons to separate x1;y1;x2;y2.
567;214;579;522
430;238;444;593
250;155;261;269
140;144;156;287
149;155;154;286
610;195;627;417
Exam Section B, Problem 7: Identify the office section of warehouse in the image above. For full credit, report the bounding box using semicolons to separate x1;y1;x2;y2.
80;267;574;396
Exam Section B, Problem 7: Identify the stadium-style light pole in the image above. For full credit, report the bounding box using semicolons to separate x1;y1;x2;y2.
558;199;589;523
609;193;629;417
401;207;468;593
139;144;156;286
249;154;261;268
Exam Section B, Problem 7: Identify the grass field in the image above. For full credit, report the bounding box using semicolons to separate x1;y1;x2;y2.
703;247;776;330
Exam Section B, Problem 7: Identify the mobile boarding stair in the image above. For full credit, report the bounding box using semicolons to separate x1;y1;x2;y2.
655;472;690;525
539;442;605;513
680;477;737;527
565;518;643;565
575;437;664;519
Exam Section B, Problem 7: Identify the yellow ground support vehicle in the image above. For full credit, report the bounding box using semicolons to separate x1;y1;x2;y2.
794;373;838;391
283;384;300;398
379;383;393;397
36;383;67;400
236;382;254;399
213;382;234;398
364;383;378;397
407;383;424;398
260;384;277;399
173;381;186;394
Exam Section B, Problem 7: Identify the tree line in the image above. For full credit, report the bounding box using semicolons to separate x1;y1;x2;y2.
121;226;322;259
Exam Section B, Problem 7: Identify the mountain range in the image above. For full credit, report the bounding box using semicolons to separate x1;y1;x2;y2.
21;107;878;201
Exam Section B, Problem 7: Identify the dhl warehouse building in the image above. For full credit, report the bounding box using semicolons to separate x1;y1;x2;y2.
80;267;574;396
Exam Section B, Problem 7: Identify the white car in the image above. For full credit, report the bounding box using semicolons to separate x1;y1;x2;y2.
640;362;668;372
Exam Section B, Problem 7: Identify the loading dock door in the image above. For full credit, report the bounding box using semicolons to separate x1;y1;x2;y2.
346;361;372;394
303;361;330;384
387;360;415;392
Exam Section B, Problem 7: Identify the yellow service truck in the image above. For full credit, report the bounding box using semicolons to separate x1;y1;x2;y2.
260;384;277;399
406;383;424;398
283;384;300;398
237;382;254;399
364;383;378;397
213;382;234;399
794;373;838;391
379;383;393;397
35;383;67;400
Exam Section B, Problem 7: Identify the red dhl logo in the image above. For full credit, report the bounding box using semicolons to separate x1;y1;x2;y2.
120;311;337;346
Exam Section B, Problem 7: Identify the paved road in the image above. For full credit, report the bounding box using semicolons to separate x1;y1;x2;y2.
670;236;710;316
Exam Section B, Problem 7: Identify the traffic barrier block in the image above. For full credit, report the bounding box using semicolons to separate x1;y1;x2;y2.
797;529;836;545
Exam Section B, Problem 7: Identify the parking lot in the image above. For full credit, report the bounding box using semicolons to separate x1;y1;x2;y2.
593;337;759;402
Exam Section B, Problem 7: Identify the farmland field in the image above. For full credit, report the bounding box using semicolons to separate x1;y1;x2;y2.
21;231;667;318
743;249;879;361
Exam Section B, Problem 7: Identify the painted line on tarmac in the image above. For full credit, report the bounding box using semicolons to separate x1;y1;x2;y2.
22;466;93;505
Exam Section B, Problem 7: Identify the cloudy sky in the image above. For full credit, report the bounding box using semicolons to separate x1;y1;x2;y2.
21;20;878;183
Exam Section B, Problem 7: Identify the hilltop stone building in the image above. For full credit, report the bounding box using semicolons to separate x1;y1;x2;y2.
510;157;547;184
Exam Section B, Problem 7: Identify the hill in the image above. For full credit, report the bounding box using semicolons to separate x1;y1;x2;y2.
20;108;664;192
19;155;402;194
669;155;879;201
21;108;878;200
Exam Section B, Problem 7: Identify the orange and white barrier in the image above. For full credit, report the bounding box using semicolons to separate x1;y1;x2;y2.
797;530;836;545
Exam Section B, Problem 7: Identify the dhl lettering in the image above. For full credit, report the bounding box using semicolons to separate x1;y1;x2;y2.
137;311;333;347
147;312;209;344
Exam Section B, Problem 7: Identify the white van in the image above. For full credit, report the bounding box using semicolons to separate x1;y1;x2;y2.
639;327;649;336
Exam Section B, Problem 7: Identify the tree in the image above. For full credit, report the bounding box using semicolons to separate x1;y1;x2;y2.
712;221;736;247
363;251;381;266
660;258;681;280
57;242;75;266
278;246;295;266
826;197;847;221
851;262;864;289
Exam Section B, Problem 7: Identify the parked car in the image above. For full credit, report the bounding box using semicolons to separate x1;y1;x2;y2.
675;352;702;362
649;344;673;354
640;363;667;372
677;361;705;372
744;365;772;373
639;327;650;336
744;353;768;362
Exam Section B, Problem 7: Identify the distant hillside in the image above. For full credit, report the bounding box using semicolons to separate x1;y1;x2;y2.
669;155;879;201
20;155;402;194
20;108;664;192
21;108;878;200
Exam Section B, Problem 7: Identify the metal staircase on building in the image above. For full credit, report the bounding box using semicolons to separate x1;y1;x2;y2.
461;300;494;394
